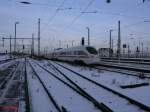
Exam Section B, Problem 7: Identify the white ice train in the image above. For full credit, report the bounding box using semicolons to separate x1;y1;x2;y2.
50;45;100;64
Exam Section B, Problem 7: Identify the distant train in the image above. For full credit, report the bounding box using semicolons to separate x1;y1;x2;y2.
50;45;100;64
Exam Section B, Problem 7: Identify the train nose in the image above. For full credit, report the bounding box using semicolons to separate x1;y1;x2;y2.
94;55;99;59
91;55;98;58
89;55;100;64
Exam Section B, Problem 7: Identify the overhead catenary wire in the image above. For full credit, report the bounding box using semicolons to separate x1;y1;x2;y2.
55;0;149;41
41;0;67;33
58;0;95;37
65;0;95;28
62;0;147;31
15;0;149;38
7;0;150;50
40;0;95;47
39;0;50;18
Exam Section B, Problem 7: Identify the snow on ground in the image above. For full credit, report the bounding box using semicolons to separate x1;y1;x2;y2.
95;66;150;77
0;54;10;61
101;61;150;70
26;62;58;112
0;60;23;101
0;59;18;70
29;60;100;112
38;60;144;112
47;60;150;107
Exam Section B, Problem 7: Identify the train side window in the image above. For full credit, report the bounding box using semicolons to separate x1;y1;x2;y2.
78;51;87;55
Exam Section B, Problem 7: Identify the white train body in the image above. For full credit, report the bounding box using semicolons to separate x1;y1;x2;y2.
51;45;100;64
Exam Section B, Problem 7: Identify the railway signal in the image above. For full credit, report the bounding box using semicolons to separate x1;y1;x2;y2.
106;0;111;3
81;37;85;46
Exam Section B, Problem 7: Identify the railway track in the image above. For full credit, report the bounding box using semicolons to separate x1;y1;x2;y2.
49;59;150;78
0;59;26;112
0;60;24;112
0;59;13;64
30;59;113;112
0;63;18;91
101;59;150;65
101;57;150;63
46;60;150;112
24;58;31;112
27;60;63;112
0;62;20;99
100;60;150;69
94;66;150;79
95;62;150;73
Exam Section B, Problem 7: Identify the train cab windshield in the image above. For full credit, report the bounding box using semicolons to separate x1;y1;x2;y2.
86;47;98;55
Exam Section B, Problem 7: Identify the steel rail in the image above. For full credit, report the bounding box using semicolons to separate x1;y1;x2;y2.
53;61;150;112
28;60;63;112
33;60;113;112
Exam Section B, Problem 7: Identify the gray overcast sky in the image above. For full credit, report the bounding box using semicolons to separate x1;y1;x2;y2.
0;0;150;52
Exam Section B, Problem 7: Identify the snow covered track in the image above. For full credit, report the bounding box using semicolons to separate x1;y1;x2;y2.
0;63;18;90
0;59;26;112
0;59;12;64
94;66;150;79
100;59;150;64
29;59;113;112
95;62;150;74
47;61;150;112
101;58;150;64
34;61;112;112
0;62;20;100
27;60;63;112
24;59;30;112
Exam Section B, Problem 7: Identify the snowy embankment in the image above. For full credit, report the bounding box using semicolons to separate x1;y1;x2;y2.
47;60;150;108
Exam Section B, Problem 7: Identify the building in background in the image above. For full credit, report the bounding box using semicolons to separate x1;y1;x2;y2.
98;48;113;57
